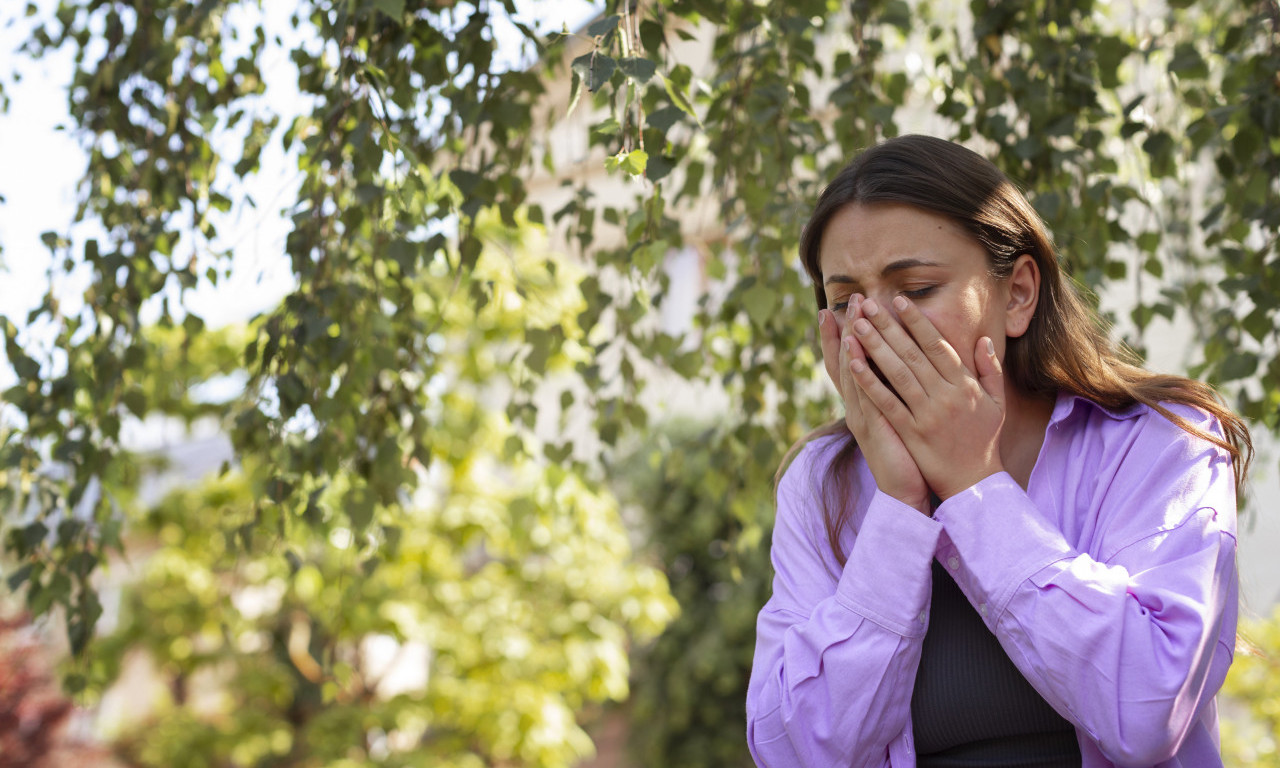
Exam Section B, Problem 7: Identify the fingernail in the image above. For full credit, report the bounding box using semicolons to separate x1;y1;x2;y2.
850;358;866;373
843;337;856;355
854;319;871;336
986;337;996;356
893;296;908;312
818;310;827;329
862;299;879;317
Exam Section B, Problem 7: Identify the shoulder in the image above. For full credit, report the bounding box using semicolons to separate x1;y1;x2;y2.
1049;394;1238;553
1055;393;1228;462
776;431;854;505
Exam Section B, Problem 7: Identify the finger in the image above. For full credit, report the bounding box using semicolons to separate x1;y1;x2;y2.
891;296;968;385
860;298;946;392
842;333;870;415
835;294;864;388
850;311;928;409
973;336;1005;409
848;344;915;428
818;309;841;391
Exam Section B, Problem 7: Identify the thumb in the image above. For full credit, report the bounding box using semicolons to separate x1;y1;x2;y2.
974;336;1004;408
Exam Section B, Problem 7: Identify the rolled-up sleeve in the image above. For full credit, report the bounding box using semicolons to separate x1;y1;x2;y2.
747;441;943;767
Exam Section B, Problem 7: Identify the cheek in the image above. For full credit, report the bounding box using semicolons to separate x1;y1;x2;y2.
919;306;983;370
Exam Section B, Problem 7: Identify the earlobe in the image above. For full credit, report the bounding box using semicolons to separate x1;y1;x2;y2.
1005;254;1040;338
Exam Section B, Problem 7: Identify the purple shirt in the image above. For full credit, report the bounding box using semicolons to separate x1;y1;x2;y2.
747;393;1238;767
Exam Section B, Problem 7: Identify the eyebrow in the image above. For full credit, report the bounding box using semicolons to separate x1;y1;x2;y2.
823;258;945;286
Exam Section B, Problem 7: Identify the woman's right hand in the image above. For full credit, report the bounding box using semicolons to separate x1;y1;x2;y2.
819;296;932;515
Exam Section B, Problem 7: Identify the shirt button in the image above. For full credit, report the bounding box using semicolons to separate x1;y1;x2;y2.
979;603;989;617
947;556;960;571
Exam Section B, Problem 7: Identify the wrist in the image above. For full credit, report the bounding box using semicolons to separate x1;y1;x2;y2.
888;489;934;517
935;464;1004;501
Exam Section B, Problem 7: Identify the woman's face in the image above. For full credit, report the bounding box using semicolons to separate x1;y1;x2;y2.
817;202;1014;377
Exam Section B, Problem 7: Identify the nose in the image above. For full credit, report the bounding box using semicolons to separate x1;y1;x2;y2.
871;293;905;324
843;293;902;328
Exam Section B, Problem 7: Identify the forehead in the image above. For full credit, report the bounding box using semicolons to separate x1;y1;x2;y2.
817;202;985;279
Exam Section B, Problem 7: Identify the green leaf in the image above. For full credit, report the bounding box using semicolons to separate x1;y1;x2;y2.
587;14;620;37
1095;36;1132;88
1219;351;1258;381
372;0;404;19
1136;231;1161;254
741;280;778;328
1242;307;1272;343
881;0;911;32
566;72;584;118
647;106;683;134
1142;256;1164;279
608;149;648;177
661;73;698;121
1168;43;1208;79
267;476;295;503
647;154;674;182
619;57;657;84
6;563;33;592
572;52;616;92
639;19;664;53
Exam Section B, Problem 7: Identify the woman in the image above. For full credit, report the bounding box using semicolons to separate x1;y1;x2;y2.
746;136;1252;767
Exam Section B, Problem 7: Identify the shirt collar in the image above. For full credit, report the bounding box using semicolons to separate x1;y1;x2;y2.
1048;390;1145;428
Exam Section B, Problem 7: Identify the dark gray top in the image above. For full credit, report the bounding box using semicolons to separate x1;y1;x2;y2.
912;559;1083;766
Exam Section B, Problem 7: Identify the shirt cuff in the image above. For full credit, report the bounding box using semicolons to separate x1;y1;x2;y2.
933;472;1074;625
835;489;943;637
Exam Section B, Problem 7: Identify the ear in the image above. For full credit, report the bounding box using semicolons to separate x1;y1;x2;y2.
1004;254;1040;338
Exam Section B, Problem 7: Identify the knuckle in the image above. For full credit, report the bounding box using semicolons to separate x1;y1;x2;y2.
889;364;915;388
900;345;926;368
924;337;950;357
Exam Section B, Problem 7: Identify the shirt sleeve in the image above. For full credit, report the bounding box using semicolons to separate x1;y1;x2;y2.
932;410;1238;766
746;443;944;768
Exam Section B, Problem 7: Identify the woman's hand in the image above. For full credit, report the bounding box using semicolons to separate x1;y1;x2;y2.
819;296;932;515
845;296;1006;500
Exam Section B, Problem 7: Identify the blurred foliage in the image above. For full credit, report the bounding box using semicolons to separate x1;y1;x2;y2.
614;423;771;767
0;0;1276;765
87;222;675;767
1221;607;1280;765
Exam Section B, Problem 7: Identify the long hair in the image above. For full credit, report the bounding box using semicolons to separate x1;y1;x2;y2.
784;135;1253;565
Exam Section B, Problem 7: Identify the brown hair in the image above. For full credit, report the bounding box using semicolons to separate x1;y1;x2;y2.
783;135;1253;565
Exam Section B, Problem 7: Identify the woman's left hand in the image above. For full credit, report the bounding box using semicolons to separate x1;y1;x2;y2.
844;296;1007;500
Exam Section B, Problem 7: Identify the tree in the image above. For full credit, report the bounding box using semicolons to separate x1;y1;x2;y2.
90;251;677;765
1;0;1277;765
614;422;771;767
35;213;673;768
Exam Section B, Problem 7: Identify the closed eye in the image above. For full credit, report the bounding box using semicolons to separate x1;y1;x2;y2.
902;285;937;299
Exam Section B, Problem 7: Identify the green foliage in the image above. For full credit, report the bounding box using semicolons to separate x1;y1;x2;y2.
1221;607;1280;765
96;444;674;767
0;0;1277;765
617;424;772;767
83;230;675;767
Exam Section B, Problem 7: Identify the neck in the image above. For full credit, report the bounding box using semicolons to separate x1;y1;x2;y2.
999;384;1056;490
